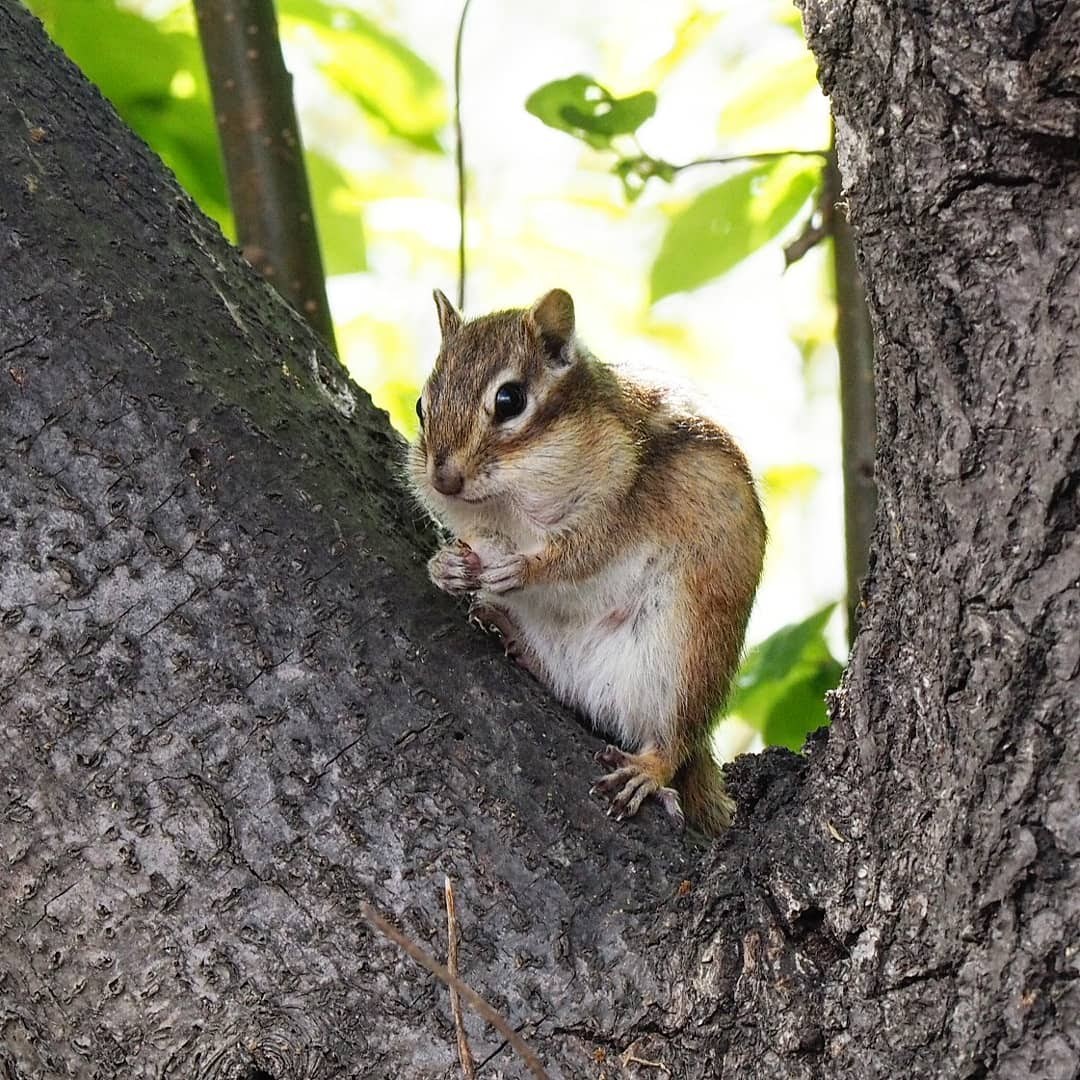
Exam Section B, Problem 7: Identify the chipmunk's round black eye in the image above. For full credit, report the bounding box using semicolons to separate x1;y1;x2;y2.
493;382;527;422
415;396;424;428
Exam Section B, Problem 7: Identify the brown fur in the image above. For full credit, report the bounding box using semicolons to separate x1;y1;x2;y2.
411;290;766;835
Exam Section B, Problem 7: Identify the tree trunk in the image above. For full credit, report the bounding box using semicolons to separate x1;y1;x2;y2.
0;2;1076;1079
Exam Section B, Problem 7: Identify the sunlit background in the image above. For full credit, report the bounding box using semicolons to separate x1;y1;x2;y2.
28;0;845;758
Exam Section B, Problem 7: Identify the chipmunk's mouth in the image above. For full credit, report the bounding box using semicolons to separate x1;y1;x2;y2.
446;486;491;505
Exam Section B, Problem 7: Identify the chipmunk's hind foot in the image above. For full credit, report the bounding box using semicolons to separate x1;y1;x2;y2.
470;603;546;681
590;745;685;830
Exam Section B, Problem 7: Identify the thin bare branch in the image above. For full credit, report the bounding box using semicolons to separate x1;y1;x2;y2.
669;148;829;173
445;876;476;1080
453;0;473;311
783;212;830;266
358;899;550;1080
622;1051;673;1074
613;147;829;198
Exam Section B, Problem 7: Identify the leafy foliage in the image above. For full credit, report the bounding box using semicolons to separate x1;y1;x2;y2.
525;62;824;291
718;54;821;138
27;0;232;227
650;156;820;301
279;0;447;151
762;463;821;502
728;604;842;750
525;75;656;150
23;0;446;274
306;152;367;276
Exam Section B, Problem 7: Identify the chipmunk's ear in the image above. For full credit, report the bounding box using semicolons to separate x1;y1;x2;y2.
433;288;462;338
526;288;576;365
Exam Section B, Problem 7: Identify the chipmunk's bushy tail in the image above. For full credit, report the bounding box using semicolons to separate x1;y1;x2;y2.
677;743;735;836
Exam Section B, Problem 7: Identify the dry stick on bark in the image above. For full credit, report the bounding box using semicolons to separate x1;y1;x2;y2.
453;0;473;311
194;0;338;354
622;1052;672;1075
444;876;476;1080
358;900;550;1080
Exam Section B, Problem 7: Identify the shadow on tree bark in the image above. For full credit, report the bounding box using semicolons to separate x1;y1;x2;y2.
0;1;1077;1078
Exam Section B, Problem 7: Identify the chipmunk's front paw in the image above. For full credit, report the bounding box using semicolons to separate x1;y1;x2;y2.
470;540;528;595
590;745;685;830
478;552;527;594
428;541;480;596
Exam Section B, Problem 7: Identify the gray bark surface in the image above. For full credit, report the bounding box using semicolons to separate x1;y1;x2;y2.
0;2;1077;1079
801;1;1080;1077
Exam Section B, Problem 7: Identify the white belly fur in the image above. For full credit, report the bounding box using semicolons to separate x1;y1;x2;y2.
487;545;682;750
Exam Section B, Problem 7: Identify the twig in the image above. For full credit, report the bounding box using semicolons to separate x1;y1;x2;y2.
444;876;476;1080
614;147;829;199
783;209;830;267
358;899;550;1080
453;0;473;311
782;147;843;266
669;148;829;174
622;1052;672;1074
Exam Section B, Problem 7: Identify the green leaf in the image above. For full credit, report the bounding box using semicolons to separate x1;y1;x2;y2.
613;155;676;202
650;156;820;301
24;0;231;231
28;0;196;102
526;75;656;150
728;603;842;751
280;0;447;151
733;603;834;705
761;463;820;503
718;54;820;138
306;152;366;276
760;658;841;750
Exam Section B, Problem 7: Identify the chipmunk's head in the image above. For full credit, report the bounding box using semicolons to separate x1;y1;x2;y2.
409;288;604;530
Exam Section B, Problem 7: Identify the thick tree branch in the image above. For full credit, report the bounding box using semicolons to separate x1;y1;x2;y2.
194;0;337;353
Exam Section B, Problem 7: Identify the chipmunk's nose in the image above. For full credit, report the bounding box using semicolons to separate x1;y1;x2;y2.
431;457;465;496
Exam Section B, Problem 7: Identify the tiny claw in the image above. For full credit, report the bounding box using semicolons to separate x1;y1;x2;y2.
595;744;631;769
656;786;686;831
591;745;681;831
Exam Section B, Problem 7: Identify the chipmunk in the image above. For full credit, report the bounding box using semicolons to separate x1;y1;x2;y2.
408;288;765;835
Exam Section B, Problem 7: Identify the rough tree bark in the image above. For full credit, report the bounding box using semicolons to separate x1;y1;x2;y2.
0;2;1076;1079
